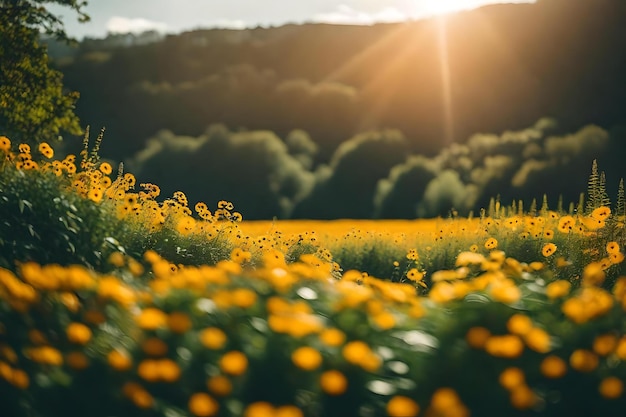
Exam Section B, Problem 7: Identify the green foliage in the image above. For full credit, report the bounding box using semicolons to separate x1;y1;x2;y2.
0;0;87;145
0;163;122;270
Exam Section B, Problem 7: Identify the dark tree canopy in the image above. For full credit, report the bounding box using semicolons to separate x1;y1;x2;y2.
0;1;88;144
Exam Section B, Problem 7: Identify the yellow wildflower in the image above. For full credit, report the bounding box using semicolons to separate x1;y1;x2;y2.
386;395;420;417
569;349;599;372
540;355;567;379
207;375;232;397
484;335;524;358
188;393;219;417
291;346;323;371
66;322;92;345
599;377;623;399
542;243;557;257
199;327;227;350
484;237;498;250
219;351;248;376
320;370;348;395
499;367;525;390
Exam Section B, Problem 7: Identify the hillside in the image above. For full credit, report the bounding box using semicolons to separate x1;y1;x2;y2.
49;0;626;219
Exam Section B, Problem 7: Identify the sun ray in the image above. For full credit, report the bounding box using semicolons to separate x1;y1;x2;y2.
437;16;455;144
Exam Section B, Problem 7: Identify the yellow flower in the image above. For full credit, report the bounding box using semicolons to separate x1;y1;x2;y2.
320;370;347;395
406;268;424;283
499;367;525;390
484;335;524;358
137;359;160;382
275;405;304;417
10;369;29;389
38;142;54;159
484;237;498;250
557;215;575;233
465;326;491;349
545;280;571;299
168;312;192;334
188;393;219;417
243;402;276;417
66;322;92;345
510;385;537;410
506;314;533;336
87;186;104;203
610;252;625;265
0;136;11;152
591;206;611;220
199;327;227;350
606;241;620;254
292;346;323;371
107;349;133;371
386;395;420;417
569;349;599;372
599;376;624;399
540;355;567;379
455;251;486;267
231;288;257;309
541;243;557;257
490;280;521;304
66;351;89;370
26;346;63;365
157;358;181;382
320;328;346;347
219;351;248;376
373;311;396;330
592;333;618;356
430;388;468;416
524;328;551;353
141;337;168;356
99;162;112;175
582;262;606;286
207;375;232;397
136;308;168;330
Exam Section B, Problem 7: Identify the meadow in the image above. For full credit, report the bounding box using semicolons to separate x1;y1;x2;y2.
0;134;625;417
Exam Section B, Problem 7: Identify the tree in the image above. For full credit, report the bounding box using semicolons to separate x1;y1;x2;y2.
0;1;88;144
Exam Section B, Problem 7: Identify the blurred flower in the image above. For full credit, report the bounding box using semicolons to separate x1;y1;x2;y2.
387;395;420;417
569;349;599;372
291;346;322;371
188;392;219;417
599;377;623;399
540;355;567;379
66;322;92;345
320;370;347;395
219;351;248;376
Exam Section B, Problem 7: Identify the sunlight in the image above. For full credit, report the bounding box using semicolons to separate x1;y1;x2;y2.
436;16;454;143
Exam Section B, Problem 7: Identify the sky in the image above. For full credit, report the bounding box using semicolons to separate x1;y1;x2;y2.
49;0;535;39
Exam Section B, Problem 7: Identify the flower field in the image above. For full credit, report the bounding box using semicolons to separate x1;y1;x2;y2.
0;135;625;417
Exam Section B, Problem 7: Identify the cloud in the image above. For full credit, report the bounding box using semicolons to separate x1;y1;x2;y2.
106;16;169;34
313;4;407;25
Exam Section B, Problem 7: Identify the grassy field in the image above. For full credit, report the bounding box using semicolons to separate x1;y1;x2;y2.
0;136;625;417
